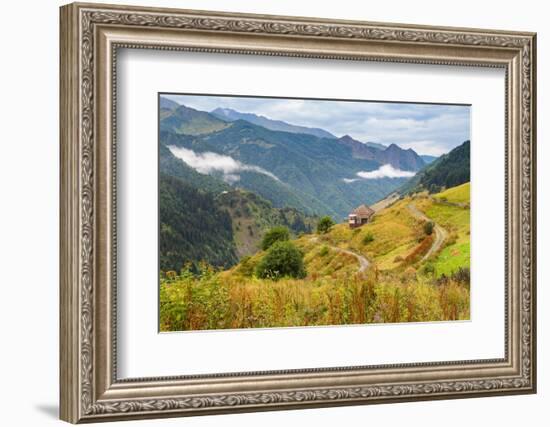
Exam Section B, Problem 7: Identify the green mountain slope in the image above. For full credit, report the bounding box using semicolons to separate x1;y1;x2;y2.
420;154;438;164
160;144;231;194
159;150;319;267
210;107;336;139
160;141;329;215
400;140;470;195
160;103;230;135
217;189;317;258
234;170;331;216
159;174;238;271
161;120;409;218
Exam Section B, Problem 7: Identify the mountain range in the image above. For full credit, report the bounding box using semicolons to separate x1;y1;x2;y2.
337;134;425;171
159;100;432;217
158;96;468;269
210;107;387;150
210;106;336;139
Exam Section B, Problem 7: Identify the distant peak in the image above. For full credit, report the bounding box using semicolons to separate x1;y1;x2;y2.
176;103;197;111
211;107;235;116
340;134;368;144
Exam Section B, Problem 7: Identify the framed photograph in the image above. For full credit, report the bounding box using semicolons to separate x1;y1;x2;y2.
60;2;537;423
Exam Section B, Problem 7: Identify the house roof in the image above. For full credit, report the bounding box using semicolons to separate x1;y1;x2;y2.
351;204;374;217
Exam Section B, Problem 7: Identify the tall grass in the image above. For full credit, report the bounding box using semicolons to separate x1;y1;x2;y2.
160;267;469;331
433;182;470;205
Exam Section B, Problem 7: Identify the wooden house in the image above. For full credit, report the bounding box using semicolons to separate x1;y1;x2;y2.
348;204;374;228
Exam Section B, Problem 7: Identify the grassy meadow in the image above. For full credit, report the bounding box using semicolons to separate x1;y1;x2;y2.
160;183;471;331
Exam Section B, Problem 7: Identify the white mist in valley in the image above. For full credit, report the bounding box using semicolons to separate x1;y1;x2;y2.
167;145;280;184
343;164;416;182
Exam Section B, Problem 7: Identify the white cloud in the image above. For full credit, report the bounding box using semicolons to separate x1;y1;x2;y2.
168;146;280;183
354;164;416;180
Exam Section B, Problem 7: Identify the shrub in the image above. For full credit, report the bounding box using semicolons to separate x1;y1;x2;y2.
404;267;417;281
317;216;335;234
165;270;177;281
446;232;458;246
255;241;306;280
452;267;470;284
437;267;470;287
319;245;330;257
236;255;255;277
260;226;290;250
362;232;375;245
422;263;435;275
423;221;434;236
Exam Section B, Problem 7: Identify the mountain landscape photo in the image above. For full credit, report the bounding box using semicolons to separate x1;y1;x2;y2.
158;94;471;331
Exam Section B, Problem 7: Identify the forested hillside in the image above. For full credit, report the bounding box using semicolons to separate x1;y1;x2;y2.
217;190;317;257
159;167;317;269
159;144;231;194
160;103;230;135
400;140;470;195
159;174;237;271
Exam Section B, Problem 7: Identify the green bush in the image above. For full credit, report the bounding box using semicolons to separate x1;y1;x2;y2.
319;245;330;257
452;267;470;284
424;221;434;236
422;263;435;275
317;216;335;234
236;255;255;277
362;232;375;245
255;241;306;280
260;226;290;250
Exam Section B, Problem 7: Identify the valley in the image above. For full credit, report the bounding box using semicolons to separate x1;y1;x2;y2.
157;95;471;331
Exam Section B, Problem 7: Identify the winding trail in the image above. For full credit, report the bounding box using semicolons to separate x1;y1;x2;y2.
406;203;448;261
336;247;370;273
370;192;400;213
310;236;370;273
308;197;445;273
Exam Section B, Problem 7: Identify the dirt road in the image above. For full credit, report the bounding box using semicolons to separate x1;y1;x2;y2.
334;246;370;273
407;203;448;262
371;192;400;213
310;236;370;273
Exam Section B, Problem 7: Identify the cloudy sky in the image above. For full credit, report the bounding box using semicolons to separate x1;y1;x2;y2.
163;94;470;156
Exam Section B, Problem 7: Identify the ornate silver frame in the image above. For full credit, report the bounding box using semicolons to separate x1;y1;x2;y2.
60;2;537;423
